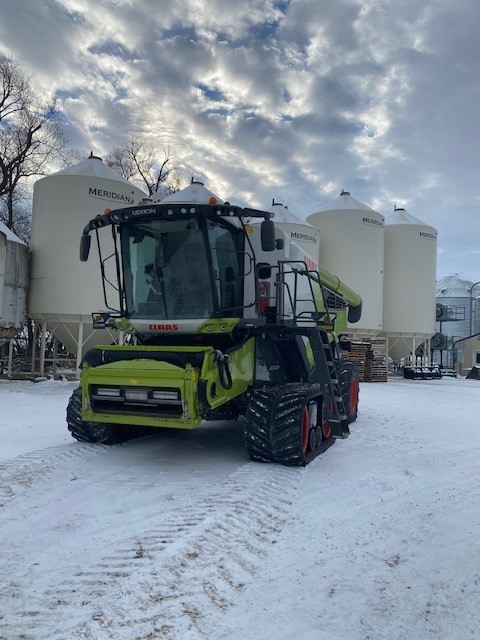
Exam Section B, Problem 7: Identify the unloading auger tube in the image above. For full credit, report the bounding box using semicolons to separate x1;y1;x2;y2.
68;200;362;466
316;266;362;324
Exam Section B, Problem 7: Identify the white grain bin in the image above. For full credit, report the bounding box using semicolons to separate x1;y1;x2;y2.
28;155;146;364
267;200;319;265
0;222;29;342
382;206;437;362
307;190;384;334
152;180;224;204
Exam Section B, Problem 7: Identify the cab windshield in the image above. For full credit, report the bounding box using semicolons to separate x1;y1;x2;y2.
121;217;243;320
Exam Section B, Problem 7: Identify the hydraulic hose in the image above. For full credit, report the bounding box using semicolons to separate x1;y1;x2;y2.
214;350;233;390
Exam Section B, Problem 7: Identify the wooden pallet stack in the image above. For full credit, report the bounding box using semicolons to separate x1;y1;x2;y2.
340;337;388;382
340;339;368;380
364;337;388;382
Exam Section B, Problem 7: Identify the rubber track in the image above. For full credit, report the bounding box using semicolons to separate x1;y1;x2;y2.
244;382;323;466
66;388;126;445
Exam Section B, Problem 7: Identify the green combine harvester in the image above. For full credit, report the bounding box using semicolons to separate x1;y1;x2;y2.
67;184;363;466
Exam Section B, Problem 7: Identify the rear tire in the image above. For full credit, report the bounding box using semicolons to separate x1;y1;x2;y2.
321;401;333;440
66;388;132;444
347;371;359;423
244;383;322;466
345;371;360;424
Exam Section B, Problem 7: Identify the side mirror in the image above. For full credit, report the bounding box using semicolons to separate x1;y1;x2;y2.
257;264;272;279
80;234;91;262
261;219;276;252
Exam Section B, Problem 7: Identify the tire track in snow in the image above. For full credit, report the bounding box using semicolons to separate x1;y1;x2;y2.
0;463;304;640
0;443;110;505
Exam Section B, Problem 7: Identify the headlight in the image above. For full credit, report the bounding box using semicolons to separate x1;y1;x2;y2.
124;389;149;402
96;388;121;397
152;390;180;402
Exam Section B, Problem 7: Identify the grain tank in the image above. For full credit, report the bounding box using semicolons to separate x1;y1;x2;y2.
307;190;384;334
29;155;146;366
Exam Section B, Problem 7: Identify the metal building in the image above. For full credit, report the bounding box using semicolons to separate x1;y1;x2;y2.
436;275;476;339
0;221;29;342
0;221;29;375
434;274;480;369
0;228;4;327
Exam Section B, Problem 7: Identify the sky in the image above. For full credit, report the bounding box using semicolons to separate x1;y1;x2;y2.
0;0;479;281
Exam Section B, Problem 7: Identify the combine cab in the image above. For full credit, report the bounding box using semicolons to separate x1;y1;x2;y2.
67;186;363;466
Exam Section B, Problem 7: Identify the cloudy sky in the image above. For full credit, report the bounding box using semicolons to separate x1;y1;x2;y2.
1;0;479;281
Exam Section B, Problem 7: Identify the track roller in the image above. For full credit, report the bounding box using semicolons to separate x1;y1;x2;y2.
244;382;335;466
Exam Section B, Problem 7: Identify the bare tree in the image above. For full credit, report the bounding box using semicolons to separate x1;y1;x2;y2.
0;186;31;243
0;53;69;235
105;133;181;196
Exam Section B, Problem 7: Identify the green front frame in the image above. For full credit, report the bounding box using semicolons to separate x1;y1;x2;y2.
81;340;255;430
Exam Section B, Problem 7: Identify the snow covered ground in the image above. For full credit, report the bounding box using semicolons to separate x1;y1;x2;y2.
0;375;479;640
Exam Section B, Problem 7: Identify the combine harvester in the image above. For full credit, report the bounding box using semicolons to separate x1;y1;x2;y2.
67;183;362;466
